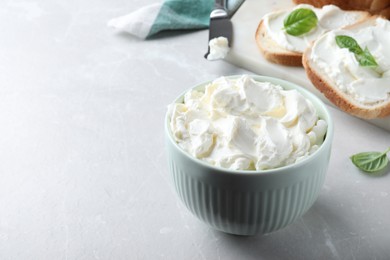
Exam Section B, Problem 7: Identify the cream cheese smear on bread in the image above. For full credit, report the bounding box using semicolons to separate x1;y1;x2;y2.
263;4;366;52
168;75;327;171
311;17;390;104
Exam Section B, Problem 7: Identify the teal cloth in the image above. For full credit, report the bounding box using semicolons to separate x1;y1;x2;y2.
147;0;243;38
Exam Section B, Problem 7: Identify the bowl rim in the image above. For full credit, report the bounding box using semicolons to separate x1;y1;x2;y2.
165;74;334;176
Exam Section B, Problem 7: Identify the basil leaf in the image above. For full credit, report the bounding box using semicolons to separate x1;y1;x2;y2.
351;148;390;173
335;35;362;54
356;47;378;67
335;35;378;68
284;8;318;36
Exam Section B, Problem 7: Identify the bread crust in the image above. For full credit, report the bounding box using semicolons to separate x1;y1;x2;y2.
293;0;390;18
255;20;303;66
303;40;390;119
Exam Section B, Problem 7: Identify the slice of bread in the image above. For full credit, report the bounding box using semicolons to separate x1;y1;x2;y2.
303;17;390;119
255;5;370;66
293;0;390;19
256;19;303;66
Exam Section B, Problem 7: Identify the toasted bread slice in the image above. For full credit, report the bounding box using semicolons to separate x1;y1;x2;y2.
255;19;303;66
255;5;370;66
303;17;390;119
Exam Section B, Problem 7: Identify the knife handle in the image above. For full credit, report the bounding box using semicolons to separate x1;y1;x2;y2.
214;0;227;11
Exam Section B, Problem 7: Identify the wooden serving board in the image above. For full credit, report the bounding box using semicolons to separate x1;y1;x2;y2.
225;0;390;131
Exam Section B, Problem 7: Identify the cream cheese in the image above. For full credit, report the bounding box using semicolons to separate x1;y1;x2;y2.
207;37;230;60
168;75;327;171
311;18;390;104
263;4;364;52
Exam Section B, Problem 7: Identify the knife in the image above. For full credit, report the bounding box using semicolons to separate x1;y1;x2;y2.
204;0;233;59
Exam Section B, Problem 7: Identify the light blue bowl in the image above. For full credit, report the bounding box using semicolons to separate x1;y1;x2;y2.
165;75;333;236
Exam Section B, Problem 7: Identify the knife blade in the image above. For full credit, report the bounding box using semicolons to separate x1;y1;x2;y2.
204;0;232;59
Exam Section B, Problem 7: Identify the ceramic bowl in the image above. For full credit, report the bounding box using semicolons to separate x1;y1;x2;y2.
165;75;333;235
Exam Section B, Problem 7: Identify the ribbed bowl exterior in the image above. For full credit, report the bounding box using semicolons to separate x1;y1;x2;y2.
165;75;333;236
166;135;331;235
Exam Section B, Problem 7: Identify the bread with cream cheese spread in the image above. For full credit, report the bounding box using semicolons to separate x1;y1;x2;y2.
303;17;390;119
255;19;303;66
255;5;370;66
293;0;390;19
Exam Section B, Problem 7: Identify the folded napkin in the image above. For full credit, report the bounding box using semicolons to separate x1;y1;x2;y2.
108;0;244;39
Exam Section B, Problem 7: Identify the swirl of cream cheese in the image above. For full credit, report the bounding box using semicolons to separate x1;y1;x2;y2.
168;75;327;171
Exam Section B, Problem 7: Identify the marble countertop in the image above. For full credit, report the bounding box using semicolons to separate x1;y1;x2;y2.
0;0;389;259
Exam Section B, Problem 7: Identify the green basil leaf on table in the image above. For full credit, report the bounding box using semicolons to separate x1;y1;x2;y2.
350;148;390;173
283;8;318;36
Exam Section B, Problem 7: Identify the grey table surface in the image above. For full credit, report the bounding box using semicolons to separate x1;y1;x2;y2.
1;0;390;259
